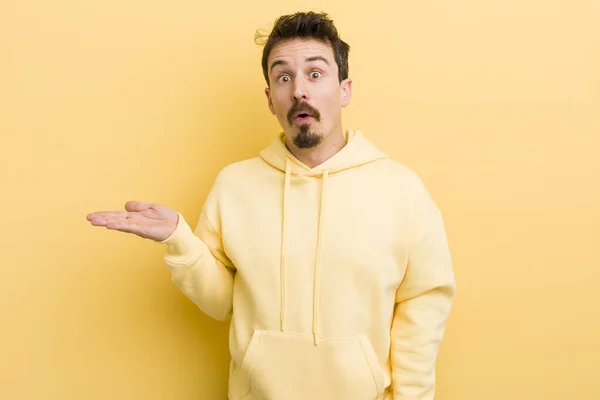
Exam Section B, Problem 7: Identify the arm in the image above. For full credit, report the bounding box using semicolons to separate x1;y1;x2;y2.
390;182;456;399
160;177;235;322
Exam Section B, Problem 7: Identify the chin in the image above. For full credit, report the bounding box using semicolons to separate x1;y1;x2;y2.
292;124;324;149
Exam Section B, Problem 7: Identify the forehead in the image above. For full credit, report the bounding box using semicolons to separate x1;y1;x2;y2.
268;38;335;66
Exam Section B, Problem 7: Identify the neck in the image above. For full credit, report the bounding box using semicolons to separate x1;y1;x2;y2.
286;127;347;169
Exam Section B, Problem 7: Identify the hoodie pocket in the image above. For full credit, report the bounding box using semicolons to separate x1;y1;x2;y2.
229;330;385;400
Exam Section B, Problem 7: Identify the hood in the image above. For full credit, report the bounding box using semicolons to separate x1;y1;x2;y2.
260;129;388;177
259;129;388;345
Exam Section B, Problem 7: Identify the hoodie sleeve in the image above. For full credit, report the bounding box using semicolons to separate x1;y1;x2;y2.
390;180;456;399
158;175;235;322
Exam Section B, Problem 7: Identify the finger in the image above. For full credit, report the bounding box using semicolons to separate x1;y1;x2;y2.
125;201;152;213
89;217;109;226
105;219;150;239
87;211;129;220
88;214;127;226
105;219;137;233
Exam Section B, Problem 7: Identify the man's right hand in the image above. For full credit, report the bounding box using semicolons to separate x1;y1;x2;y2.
86;201;179;242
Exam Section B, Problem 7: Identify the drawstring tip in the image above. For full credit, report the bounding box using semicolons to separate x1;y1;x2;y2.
313;334;319;346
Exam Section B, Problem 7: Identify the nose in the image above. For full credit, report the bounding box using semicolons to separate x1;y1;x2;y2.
292;77;309;102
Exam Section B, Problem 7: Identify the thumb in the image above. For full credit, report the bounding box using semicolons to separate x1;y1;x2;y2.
124;201;152;212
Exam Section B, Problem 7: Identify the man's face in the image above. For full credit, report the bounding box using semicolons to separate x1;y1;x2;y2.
265;38;352;149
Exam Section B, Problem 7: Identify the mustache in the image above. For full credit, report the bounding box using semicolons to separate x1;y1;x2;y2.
287;101;321;124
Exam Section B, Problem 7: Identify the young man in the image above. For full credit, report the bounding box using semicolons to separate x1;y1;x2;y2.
87;12;456;400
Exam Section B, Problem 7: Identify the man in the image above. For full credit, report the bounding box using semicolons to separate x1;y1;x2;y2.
87;11;456;400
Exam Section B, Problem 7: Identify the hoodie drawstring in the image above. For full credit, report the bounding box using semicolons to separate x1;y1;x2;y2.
312;169;328;345
280;156;329;346
280;158;291;332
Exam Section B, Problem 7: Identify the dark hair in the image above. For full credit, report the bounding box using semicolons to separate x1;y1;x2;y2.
255;11;350;86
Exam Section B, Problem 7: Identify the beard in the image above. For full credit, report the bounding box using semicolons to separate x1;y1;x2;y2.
293;124;323;148
286;101;323;149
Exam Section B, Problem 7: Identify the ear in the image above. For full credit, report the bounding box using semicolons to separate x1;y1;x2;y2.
265;87;275;115
340;78;352;107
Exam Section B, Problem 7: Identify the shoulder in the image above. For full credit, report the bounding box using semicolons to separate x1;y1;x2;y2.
372;158;430;197
208;156;266;193
217;157;264;179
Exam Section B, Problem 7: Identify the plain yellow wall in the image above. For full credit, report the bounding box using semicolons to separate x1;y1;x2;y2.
1;0;599;399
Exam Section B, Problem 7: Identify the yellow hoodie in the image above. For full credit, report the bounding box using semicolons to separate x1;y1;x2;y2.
160;129;456;400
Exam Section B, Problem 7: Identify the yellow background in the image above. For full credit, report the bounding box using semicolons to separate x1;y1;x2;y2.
1;0;599;399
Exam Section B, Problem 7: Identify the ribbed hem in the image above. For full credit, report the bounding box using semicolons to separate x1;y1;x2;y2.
159;212;202;265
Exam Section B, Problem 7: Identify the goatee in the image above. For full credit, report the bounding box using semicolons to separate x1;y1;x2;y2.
293;124;323;148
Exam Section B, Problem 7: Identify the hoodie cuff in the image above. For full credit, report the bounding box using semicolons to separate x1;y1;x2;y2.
159;212;202;264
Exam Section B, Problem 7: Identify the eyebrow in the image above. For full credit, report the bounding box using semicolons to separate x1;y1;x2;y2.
270;56;330;73
305;56;330;65
270;60;288;73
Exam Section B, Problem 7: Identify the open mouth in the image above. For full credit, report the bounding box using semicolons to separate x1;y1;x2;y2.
288;102;320;125
294;113;312;122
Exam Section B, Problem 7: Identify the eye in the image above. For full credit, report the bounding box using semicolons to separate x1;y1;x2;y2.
278;75;291;83
310;71;322;79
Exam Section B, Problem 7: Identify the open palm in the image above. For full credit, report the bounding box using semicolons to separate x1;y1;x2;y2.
86;201;178;241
